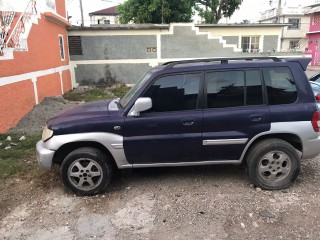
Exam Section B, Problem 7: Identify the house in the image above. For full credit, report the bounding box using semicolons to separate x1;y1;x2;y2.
259;0;311;52
68;23;301;86
305;3;320;65
0;0;73;133
89;6;119;25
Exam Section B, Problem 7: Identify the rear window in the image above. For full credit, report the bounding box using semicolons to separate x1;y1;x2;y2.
263;67;297;105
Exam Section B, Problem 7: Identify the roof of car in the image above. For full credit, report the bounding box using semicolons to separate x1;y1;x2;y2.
158;57;311;71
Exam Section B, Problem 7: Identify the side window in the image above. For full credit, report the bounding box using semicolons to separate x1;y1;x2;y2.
206;70;263;108
142;73;201;113
206;71;245;108
263;67;297;105
58;35;65;61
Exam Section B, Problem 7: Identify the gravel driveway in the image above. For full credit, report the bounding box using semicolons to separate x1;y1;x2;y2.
1;96;320;239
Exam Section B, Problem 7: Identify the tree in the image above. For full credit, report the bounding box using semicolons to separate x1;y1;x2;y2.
117;0;195;24
117;0;242;24
195;0;242;24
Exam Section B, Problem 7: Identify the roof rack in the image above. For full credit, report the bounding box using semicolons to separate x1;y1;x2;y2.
162;57;282;68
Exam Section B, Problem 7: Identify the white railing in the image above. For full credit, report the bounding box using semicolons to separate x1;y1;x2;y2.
0;10;15;55
5;0;37;50
281;6;306;14
261;8;277;20
260;6;308;20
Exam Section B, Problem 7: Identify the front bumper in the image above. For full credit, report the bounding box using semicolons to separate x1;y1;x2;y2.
36;140;55;170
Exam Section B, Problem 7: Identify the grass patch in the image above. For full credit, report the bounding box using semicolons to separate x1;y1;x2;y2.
63;84;131;102
84;88;114;102
110;84;131;97
0;133;41;180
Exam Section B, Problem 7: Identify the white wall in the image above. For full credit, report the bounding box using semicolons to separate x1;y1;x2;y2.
0;0;29;12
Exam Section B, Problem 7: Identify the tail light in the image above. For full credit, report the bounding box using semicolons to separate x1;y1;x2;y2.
312;111;320;132
316;94;320;103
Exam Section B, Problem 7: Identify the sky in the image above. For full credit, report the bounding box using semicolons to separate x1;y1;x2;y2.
66;0;317;26
66;0;125;25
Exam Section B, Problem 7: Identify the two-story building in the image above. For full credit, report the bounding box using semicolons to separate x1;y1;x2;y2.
0;0;72;133
89;6;119;26
259;1;310;51
305;3;320;65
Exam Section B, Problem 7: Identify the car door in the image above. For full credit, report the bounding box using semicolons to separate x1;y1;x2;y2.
123;72;203;164
202;69;271;161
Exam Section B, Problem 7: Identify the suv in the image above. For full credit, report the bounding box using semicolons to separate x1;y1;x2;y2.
36;57;320;195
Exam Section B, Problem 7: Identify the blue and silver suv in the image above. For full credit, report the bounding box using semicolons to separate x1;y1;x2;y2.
36;57;320;195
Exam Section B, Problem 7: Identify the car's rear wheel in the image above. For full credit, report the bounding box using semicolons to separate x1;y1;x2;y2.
246;138;300;190
61;147;112;195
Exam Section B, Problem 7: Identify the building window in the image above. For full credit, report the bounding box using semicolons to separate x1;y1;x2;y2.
241;36;260;52
313;14;320;25
289;40;299;50
58;35;65;60
68;36;83;55
288;18;300;30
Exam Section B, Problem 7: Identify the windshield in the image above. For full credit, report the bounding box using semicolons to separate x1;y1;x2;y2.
118;71;153;108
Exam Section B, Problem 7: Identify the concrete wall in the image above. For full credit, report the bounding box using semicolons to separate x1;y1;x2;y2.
75;63;151;85
264;35;279;52
71;35;157;61
161;26;236;59
222;36;239;45
68;23;301;86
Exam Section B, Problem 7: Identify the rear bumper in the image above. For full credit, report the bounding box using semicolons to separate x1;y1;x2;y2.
36;141;55;170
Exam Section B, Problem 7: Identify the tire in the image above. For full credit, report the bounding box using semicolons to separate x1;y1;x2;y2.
246;138;300;190
61;147;113;196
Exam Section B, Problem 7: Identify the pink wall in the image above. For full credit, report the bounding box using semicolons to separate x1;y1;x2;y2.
307;13;320;65
309;14;320;32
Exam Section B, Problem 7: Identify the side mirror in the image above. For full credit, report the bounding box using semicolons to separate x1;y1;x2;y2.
128;97;152;116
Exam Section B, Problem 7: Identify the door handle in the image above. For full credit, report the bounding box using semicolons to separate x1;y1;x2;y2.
249;114;263;122
181;119;195;126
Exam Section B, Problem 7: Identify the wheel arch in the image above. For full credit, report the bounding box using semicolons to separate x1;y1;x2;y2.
241;133;302;164
53;141;118;169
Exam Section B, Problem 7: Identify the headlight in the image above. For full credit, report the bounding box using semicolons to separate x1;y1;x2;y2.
42;125;53;142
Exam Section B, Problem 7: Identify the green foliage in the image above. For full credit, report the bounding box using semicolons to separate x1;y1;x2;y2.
117;0;242;24
63;85;132;102
195;0;242;23
117;0;195;24
111;84;131;97
0;134;40;179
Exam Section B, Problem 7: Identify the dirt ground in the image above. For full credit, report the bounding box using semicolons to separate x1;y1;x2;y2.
1;96;320;239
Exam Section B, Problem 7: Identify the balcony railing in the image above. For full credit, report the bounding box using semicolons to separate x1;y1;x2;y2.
260;6;308;20
0;11;15;55
5;0;37;50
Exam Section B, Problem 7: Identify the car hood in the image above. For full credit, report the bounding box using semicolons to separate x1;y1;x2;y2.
47;100;119;135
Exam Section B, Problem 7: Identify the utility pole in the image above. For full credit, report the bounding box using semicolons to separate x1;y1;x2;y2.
79;0;84;27
277;0;282;23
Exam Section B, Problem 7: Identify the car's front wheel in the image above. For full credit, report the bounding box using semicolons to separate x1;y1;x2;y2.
246;138;300;190
61;147;113;195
